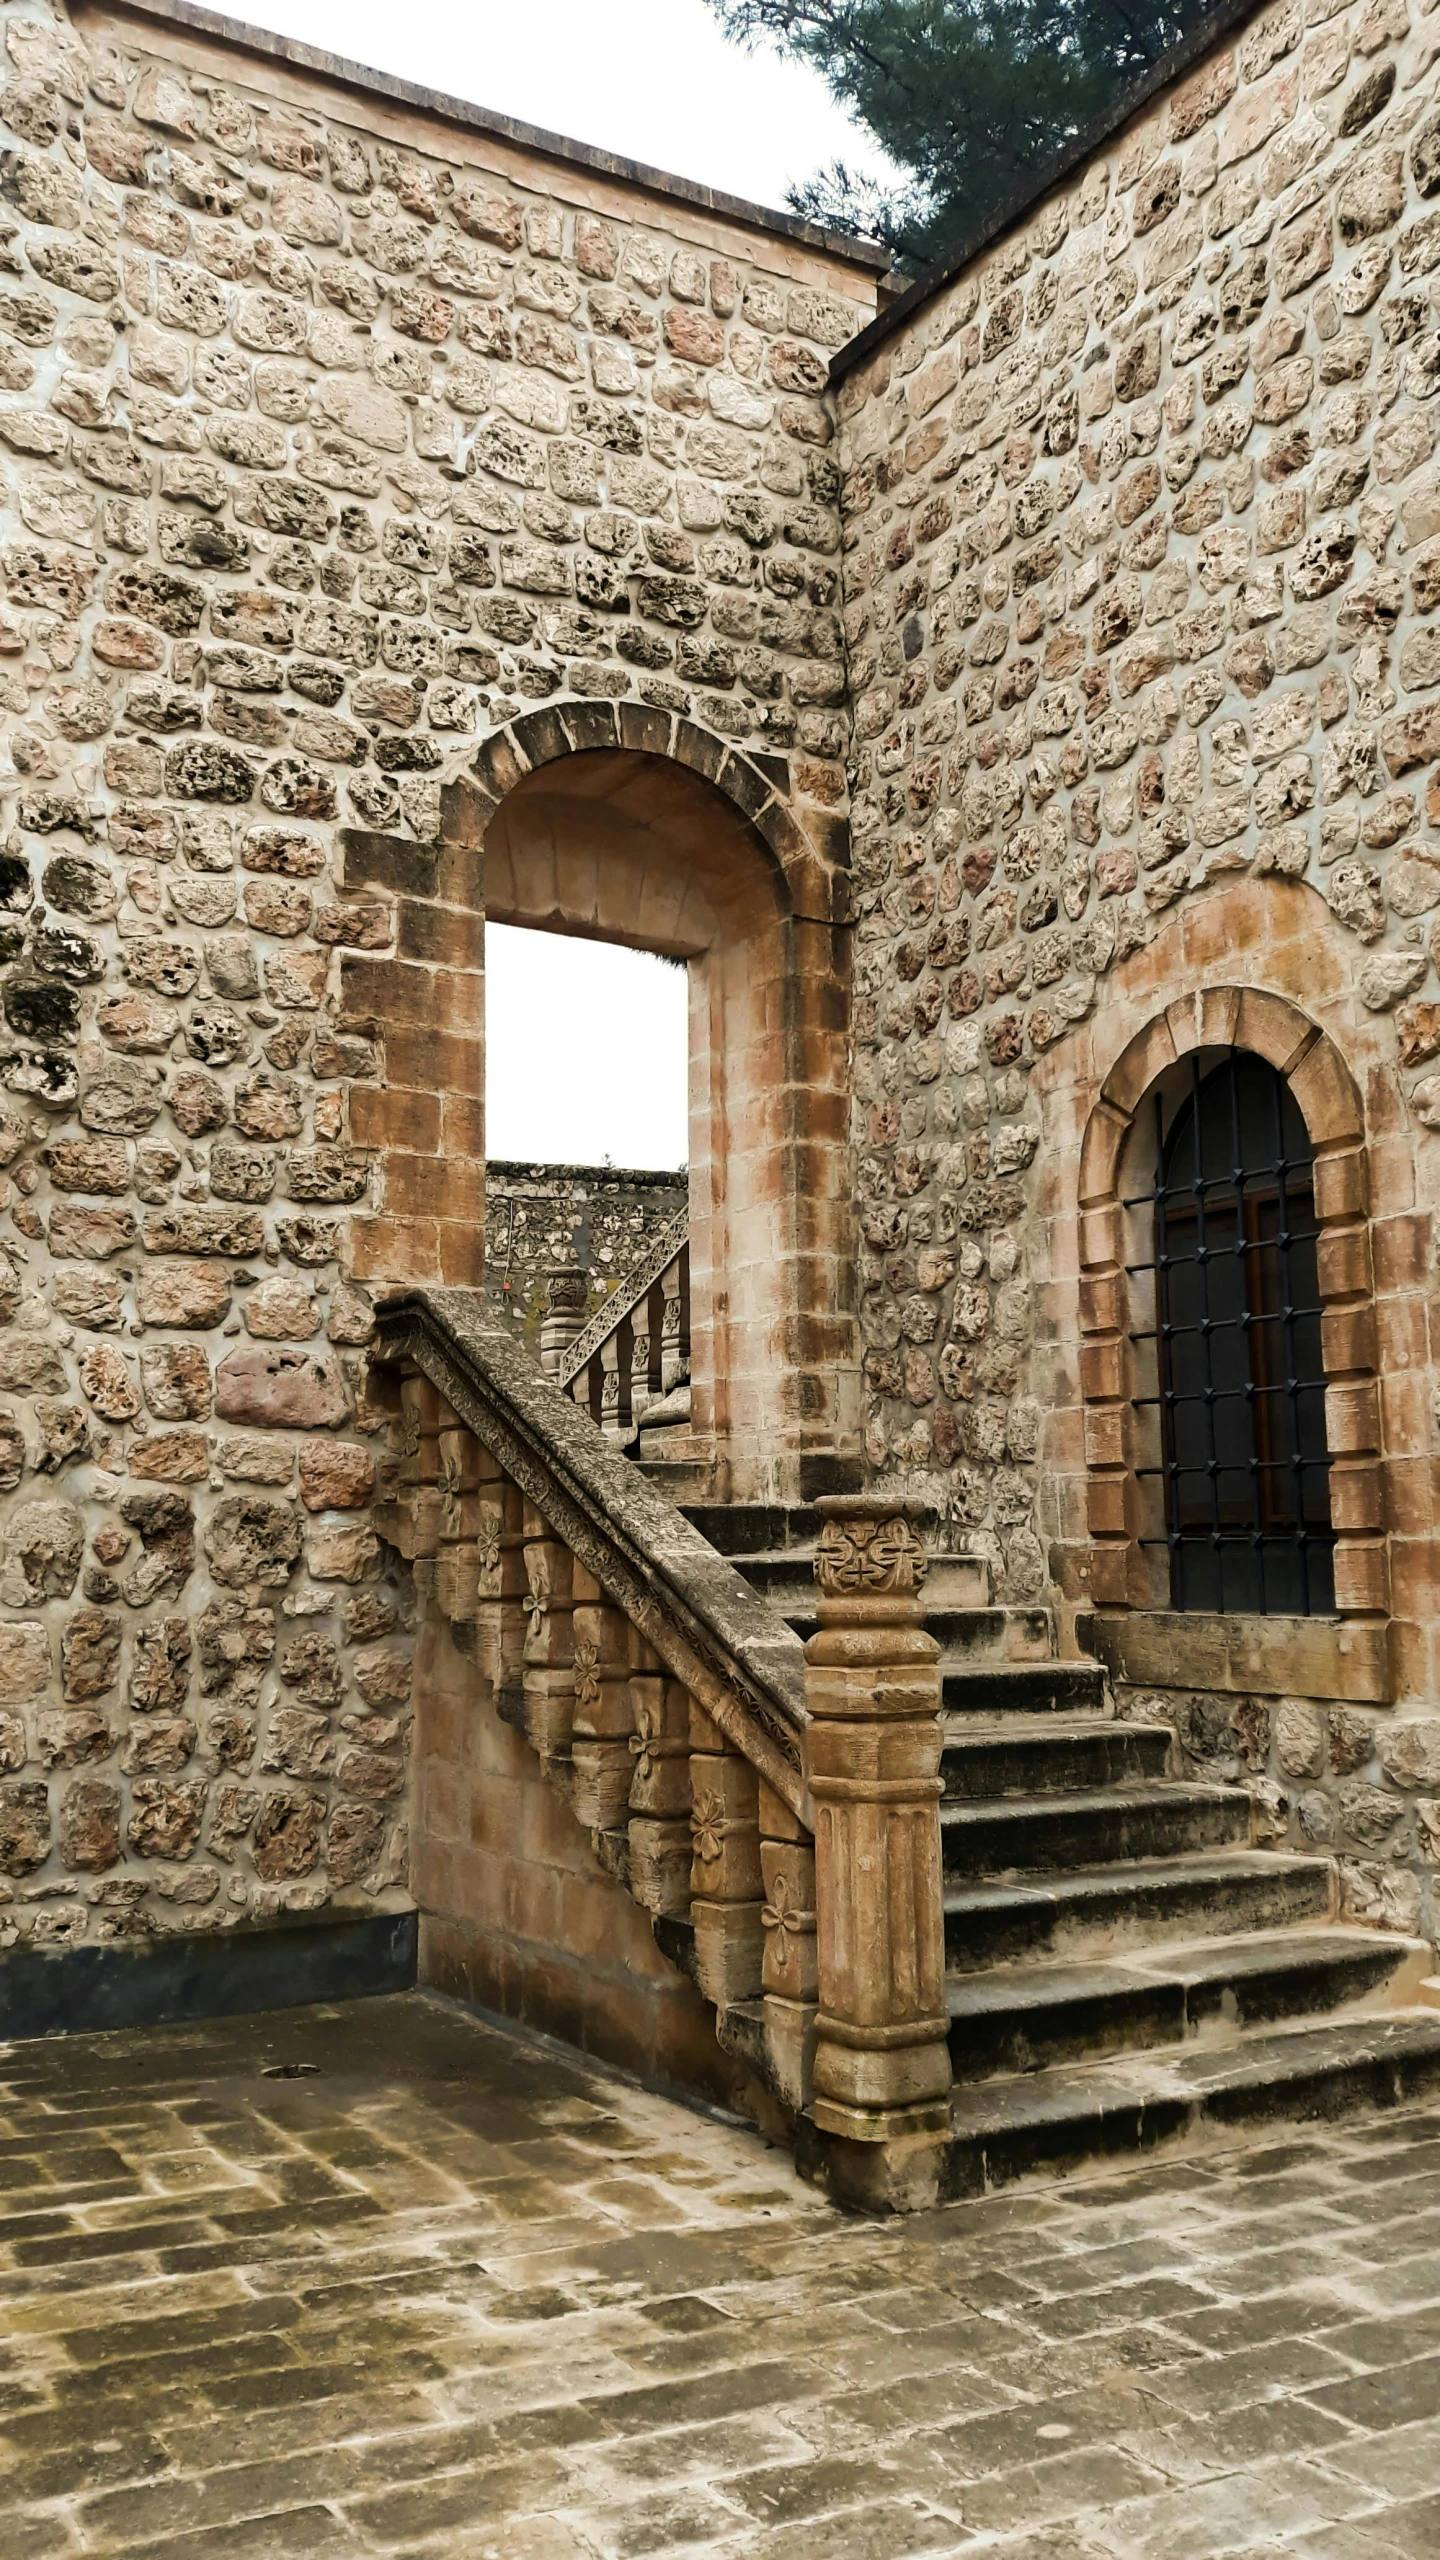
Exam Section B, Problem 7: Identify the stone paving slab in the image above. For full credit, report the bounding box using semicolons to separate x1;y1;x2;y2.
1;1993;1439;2556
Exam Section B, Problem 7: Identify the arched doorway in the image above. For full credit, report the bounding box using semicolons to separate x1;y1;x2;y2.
346;700;860;1507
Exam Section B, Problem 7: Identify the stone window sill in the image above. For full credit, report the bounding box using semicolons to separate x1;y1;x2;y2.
1077;1609;1392;1706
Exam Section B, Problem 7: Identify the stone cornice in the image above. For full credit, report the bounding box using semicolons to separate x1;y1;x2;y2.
74;0;892;275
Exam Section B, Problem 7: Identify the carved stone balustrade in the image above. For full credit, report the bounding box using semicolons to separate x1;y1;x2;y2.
539;1268;588;1381
689;1699;765;2007
560;1212;691;1449
372;1289;810;2117
758;1777;818;2113
570;1574;637;1831
627;1668;692;1917
373;1298;950;2207
520;1504;575;1764
437;1418;485;1625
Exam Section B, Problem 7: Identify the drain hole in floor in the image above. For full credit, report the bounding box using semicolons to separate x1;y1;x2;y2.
260;2062;321;2079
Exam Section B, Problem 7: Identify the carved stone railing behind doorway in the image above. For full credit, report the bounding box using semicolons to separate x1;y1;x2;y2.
558;1211;691;1450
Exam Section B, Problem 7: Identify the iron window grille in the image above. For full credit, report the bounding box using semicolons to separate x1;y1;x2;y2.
1125;1048;1336;1617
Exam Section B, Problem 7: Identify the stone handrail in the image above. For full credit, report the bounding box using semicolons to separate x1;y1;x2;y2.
560;1208;690;1390
370;1295;953;2205
371;1289;805;1813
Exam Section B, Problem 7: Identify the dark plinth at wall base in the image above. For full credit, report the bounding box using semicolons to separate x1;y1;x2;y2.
0;1910;418;2043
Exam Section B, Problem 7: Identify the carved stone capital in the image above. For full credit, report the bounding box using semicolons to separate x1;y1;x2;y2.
814;1497;933;1620
546;1267;588;1319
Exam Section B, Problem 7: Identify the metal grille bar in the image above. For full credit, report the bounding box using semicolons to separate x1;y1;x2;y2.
1123;1046;1335;1617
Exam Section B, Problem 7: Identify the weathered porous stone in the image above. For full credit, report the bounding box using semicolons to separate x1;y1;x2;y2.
129;1618;191;1715
127;1779;207;1860
37;1705;111;1769
140;1344;212;1421
0;1781;49;1874
61;1608;120;1702
0;1622;51;1703
1378;1720;1440;1790
214;1345;348;1429
251;1787;324;1879
191;1510;296;1619
298;1442;374;1511
59;1776;120;1871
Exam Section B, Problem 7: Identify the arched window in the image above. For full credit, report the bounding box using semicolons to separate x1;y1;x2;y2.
1133;1049;1335;1616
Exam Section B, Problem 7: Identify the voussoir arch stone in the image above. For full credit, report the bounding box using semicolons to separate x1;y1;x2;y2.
1090;985;1364;1194
463;699;849;928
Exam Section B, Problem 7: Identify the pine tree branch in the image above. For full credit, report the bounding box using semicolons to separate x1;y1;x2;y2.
703;0;1216;267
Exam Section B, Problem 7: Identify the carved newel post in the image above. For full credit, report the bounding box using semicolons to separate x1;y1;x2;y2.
539;1269;587;1380
804;1496;951;2211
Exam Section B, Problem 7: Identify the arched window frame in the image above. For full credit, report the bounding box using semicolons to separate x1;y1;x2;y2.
1077;987;1386;1632
1127;1047;1335;1616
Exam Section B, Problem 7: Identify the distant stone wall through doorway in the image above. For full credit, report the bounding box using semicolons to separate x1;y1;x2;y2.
483;1161;689;1339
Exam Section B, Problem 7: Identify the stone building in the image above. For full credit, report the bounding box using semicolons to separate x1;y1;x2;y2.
3;0;1440;2200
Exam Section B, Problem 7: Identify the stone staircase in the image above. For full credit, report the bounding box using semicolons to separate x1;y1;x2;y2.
680;1498;1440;2197
382;1281;1440;2208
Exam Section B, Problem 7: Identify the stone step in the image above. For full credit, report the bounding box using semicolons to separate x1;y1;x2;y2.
941;1660;1110;1717
738;1550;989;1613
729;1551;829;1607
944;1849;1334;1971
778;1605;1053;1664
941;2010;1440;2199
945;1928;1431;2080
941;1781;1250;1879
634;1454;721;1502
942;1718;1170;1801
638;1381;691;1432
681;1502;822;1557
937;1607;1055;1665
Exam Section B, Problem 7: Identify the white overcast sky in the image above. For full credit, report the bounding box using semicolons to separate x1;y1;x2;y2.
227;0;890;1171
486;928;690;1171
235;0;894;216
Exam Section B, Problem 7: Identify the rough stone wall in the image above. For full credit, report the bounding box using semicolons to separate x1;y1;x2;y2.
1126;1676;1440;1936
0;0;875;1956
484;1160;688;1336
834;0;1440;1926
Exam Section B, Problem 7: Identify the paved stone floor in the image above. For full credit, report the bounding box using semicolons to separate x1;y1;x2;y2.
2;1995;1440;2558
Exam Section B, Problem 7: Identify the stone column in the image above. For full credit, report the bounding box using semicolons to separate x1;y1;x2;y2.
627;1665;692;1917
397;1371;443;1601
472;1453;527;1725
688;1696;764;2007
436;1410;483;1625
539;1268;588;1381
804;1496;951;2212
